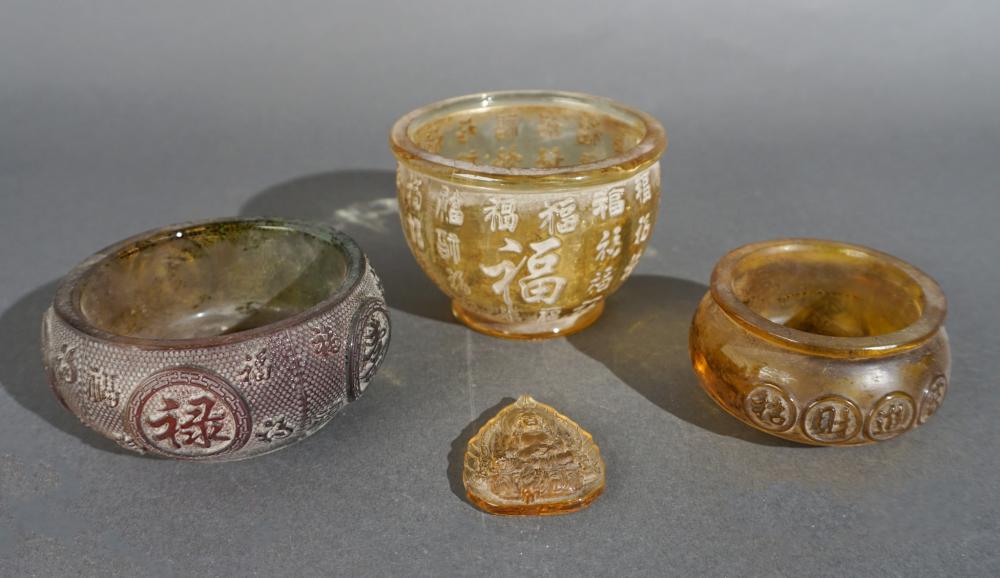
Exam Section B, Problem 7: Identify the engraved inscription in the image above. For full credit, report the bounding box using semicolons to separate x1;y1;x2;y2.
918;375;948;425
866;392;916;441
310;326;342;358
237;349;272;385
256;415;294;443
83;366;120;408
127;368;251;459
591;186;625;221
538;198;579;235
802;395;862;443
743;383;797;432
55;344;78;384
483;197;519;233
349;300;391;399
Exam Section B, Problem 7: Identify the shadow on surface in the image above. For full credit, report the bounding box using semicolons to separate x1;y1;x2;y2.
569;274;803;447
240;170;453;323
0;281;132;455
447;397;515;509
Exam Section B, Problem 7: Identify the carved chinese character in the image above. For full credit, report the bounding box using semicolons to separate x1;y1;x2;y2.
446;267;472;296
493;146;523;168
536;146;563;168
596;226;623;262
55;344;77;384
620;252;642;279
404;176;424;211
483;197;519;233
538;198;579;236
147;395;231;450
743;384;797;432
237;349;272;385
537;307;562;322
256;416;294;443
519;237;566;304
592;186;625;220
310;326;341;357
83;366;119;407
455;117;477;143
494;113;520;141
537;113;562;140
435;228;461;264
867;393;915;441
587;266;615;295
576;114;601;145
634;171;652;205
406;214;425;251
918;376;948;425
434;187;464;226
803;396;862;443
634;213;652;244
481;238;527;318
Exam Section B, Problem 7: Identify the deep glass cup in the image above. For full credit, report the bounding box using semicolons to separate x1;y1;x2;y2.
390;91;667;338
41;218;390;460
690;239;950;446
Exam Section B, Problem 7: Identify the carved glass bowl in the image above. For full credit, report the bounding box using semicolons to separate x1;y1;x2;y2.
690;239;950;446
41;218;390;460
390;90;667;338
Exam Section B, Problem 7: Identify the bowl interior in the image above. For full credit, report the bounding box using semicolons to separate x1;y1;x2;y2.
730;244;925;338
76;222;349;339
407;93;648;170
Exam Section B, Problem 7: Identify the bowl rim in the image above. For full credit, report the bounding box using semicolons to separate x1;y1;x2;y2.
51;217;367;350
710;238;947;357
389;90;667;187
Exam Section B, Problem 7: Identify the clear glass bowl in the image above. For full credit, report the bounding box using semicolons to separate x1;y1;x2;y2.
390;91;667;338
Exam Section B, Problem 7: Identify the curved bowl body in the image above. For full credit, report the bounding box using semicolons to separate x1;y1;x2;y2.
690;239;950;446
41;218;390;460
390;90;666;338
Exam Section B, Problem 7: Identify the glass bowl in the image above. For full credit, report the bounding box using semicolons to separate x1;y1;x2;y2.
689;239;950;446
41;218;390;460
390;90;667;338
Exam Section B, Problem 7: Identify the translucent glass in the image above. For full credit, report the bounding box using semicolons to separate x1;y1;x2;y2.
689;239;950;446
390;91;667;338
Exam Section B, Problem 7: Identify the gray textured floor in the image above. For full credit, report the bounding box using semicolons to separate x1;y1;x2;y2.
1;2;998;576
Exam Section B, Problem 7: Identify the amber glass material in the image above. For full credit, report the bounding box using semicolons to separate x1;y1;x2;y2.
390;91;667;338
463;395;605;515
690;239;950;446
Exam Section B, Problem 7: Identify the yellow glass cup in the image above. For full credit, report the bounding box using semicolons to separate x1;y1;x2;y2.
690;239;950;446
390;91;667;338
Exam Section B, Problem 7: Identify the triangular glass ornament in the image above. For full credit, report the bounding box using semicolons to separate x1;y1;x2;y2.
463;395;606;515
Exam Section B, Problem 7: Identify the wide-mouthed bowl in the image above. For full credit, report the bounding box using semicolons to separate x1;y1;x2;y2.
390;90;666;338
41;218;390;460
690;238;950;446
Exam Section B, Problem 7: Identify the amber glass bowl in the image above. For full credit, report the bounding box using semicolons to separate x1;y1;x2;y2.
690;239;950;446
390;91;666;338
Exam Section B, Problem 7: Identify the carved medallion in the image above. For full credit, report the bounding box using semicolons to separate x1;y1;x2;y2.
866;392;916;441
347;299;390;400
917;375;948;425
463;395;605;516
743;383;797;432
802;395;862;444
126;367;251;459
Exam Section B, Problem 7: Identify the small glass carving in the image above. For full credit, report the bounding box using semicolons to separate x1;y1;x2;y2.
390;91;667;338
690;239;950;446
463;395;605;515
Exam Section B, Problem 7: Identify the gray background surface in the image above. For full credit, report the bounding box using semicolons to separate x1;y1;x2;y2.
1;1;998;576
